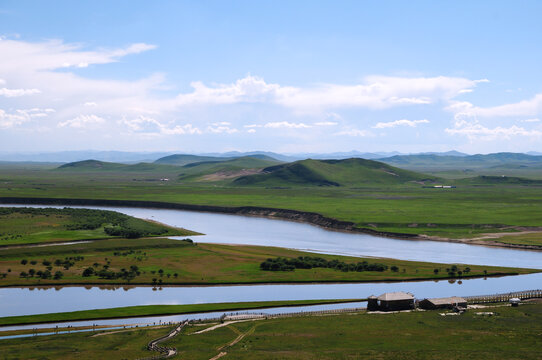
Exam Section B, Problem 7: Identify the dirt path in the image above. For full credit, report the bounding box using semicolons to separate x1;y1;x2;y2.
191;318;263;335
209;352;227;360
208;323;257;360
91;325;167;337
420;229;542;251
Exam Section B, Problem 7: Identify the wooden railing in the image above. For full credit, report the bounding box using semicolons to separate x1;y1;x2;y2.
464;289;542;304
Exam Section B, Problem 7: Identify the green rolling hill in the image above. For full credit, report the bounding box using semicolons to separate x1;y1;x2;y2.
233;158;438;187
155;153;279;166
154;154;233;166
178;156;282;181
378;152;542;179
56;160;179;172
380;152;542;170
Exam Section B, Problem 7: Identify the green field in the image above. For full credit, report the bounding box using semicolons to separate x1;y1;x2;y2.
1;159;542;243
2;302;541;359
0;238;533;287
0;326;168;360
0;207;197;246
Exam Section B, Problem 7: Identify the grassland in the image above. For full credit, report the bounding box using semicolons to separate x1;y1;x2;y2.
0;238;534;287
1;161;542;242
2;302;541;359
0;326;169;360
0;299;362;326
166;302;542;360
0;207;196;246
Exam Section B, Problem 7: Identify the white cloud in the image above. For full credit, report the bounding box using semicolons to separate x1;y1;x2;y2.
0;109;27;129
447;94;542;119
446;119;542;140
334;128;373;137
264;121;311;129
0;108;55;129
58;114;106;128
373;119;429;129
521;118;540;123
0;38;156;72
161;123;201;135
84;102;97;107
0;87;40;97
314;121;338;126
247;129;256;133
173;74;483;112
206;124;238;134
244;124;262;128
118;115;202;135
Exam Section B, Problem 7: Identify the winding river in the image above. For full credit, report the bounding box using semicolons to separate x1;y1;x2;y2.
1;204;541;327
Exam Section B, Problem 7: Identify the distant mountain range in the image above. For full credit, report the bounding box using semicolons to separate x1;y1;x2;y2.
0;151;174;163
0;149;471;163
378;152;542;171
0;150;540;166
42;152;542;187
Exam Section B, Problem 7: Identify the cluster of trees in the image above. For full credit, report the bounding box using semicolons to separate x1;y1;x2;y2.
104;226;165;239
20;269;63;280
260;256;389;273
1;207;172;239
18;256;84;280
82;265;140;281
433;266;473;277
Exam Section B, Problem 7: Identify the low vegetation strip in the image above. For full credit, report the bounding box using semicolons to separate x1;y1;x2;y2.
0;299;364;326
0;206;197;246
260;256;388;272
1;240;534;287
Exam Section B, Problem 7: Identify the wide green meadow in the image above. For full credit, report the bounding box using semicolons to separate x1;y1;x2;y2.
0;207;196;246
1;164;542;242
2;238;529;287
1;302;541;359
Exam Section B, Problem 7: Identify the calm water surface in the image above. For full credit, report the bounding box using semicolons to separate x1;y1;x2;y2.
4;204;542;268
0;204;541;324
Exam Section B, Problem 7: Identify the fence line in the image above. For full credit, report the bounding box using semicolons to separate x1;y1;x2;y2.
464;289;542;304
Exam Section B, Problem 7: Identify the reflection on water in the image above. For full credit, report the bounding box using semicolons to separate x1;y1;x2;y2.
1;272;542;317
3;204;542;268
0;204;540;323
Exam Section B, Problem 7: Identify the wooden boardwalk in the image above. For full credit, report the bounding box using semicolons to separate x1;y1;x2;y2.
137;320;188;360
464;289;542;304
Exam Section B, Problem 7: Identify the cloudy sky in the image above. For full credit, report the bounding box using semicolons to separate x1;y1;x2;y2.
1;1;542;154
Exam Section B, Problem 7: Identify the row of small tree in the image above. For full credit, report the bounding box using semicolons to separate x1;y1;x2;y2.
260;256;389;272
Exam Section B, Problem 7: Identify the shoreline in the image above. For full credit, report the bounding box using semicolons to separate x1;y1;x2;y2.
0;271;532;289
1;196;541;251
0;299;366;327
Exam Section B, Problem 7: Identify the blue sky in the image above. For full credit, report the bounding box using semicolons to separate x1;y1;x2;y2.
1;0;542;154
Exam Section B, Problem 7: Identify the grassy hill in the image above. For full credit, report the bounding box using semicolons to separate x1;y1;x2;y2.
154;154;233;166
155;153;279;167
459;175;542;186
381;152;542;169
234;158;437;187
57;160;179;172
178;156;282;182
379;152;542;179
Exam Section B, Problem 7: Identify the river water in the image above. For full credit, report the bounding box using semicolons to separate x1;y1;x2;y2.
0;204;541;326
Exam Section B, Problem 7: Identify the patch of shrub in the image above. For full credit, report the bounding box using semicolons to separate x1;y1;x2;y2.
260;256;389;273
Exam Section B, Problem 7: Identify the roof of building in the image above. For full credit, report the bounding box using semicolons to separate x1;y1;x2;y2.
377;292;414;301
423;296;467;305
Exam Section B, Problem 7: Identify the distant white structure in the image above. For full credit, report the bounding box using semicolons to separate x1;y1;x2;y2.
509;298;521;307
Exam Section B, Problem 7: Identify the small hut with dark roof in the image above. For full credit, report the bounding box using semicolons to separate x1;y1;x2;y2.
418;296;467;310
368;292;415;311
